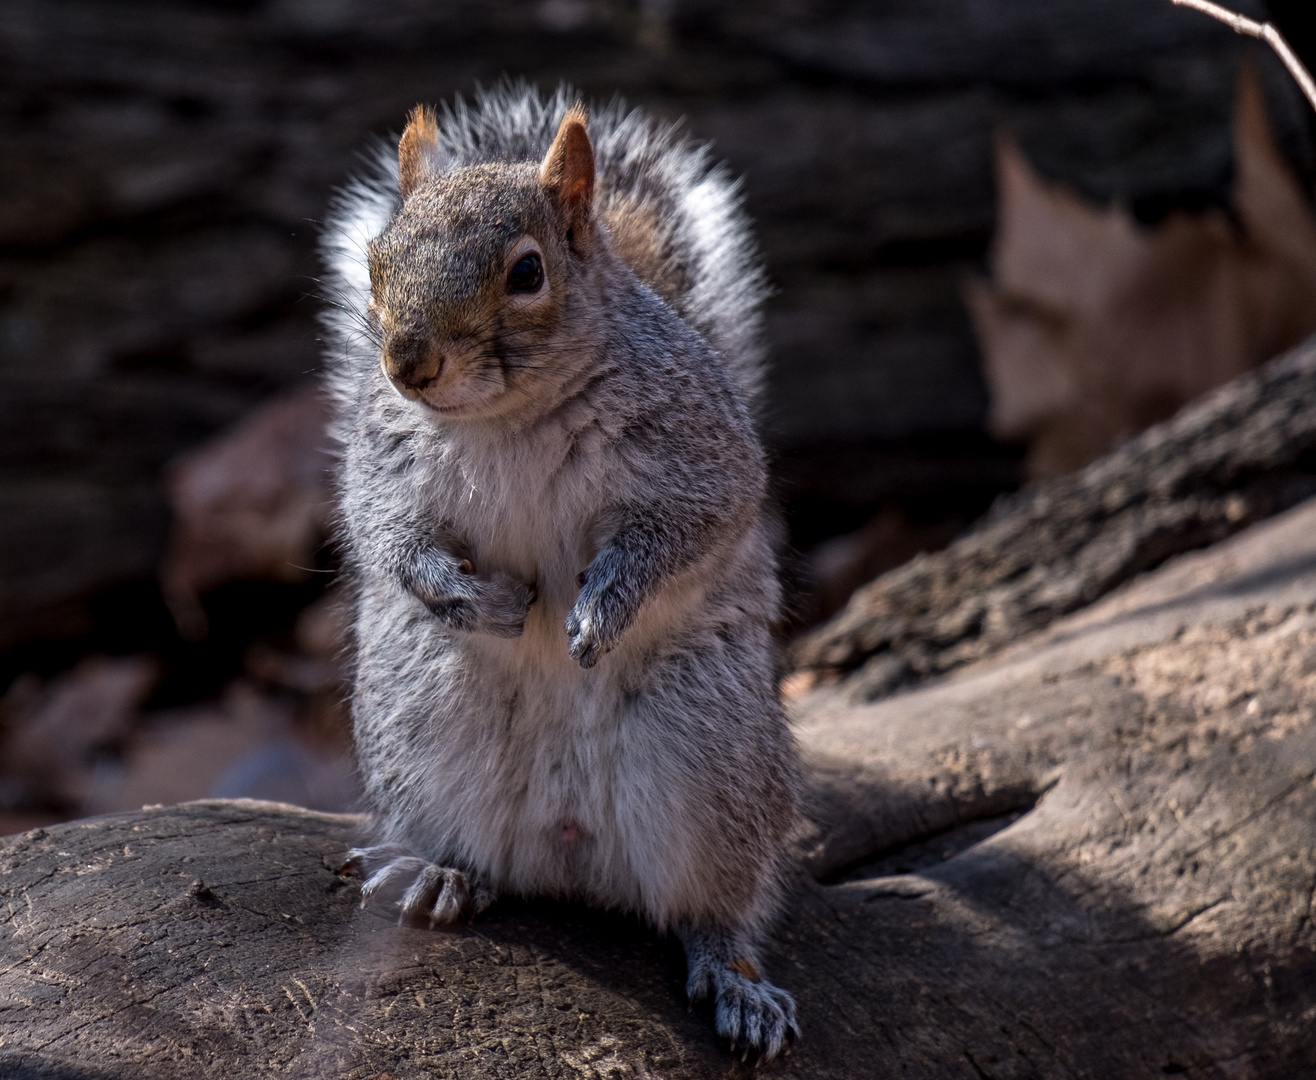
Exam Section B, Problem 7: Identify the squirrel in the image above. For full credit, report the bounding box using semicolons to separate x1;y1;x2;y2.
321;84;801;1059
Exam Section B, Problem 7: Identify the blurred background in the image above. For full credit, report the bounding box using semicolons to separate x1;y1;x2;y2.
1;0;1315;833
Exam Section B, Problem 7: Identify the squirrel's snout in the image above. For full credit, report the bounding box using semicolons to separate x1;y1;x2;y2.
382;336;444;391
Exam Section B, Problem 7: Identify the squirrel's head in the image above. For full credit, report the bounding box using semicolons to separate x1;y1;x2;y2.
366;104;603;420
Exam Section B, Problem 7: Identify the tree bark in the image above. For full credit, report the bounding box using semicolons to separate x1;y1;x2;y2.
793;332;1316;701
6;494;1316;1077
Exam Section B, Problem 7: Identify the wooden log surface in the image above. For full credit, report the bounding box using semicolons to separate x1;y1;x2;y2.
6;494;1316;1077
793;333;1316;700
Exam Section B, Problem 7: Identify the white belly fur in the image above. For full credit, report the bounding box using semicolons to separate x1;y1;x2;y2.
368;404;723;923
382;569;708;925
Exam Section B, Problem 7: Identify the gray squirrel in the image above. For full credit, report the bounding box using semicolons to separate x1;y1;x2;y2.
321;84;801;1059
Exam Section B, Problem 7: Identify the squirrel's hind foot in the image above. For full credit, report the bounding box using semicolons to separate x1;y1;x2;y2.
681;927;799;1062
343;846;496;927
710;972;798;1062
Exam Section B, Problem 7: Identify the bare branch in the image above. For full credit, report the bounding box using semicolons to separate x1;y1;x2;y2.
1171;0;1316;116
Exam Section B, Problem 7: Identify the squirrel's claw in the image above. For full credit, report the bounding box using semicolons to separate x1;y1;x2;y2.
712;973;798;1063
566;564;629;667
346;847;496;928
565;604;617;668
565;611;603;667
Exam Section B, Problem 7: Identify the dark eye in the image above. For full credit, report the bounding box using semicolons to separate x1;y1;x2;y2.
506;252;544;294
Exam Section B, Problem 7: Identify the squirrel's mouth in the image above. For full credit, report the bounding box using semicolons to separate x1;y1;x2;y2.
407;391;492;421
384;373;466;416
408;395;465;416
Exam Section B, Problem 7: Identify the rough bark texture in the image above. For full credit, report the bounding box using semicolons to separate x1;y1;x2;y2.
793;332;1316;699
6;495;1316;1077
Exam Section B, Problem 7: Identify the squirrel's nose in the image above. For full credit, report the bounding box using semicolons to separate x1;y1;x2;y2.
382;336;443;390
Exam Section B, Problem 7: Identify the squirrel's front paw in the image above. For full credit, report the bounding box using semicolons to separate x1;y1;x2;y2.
566;573;628;668
424;568;536;637
467;570;536;637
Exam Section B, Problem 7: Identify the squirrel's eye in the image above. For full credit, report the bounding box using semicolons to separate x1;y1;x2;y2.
506;253;544;294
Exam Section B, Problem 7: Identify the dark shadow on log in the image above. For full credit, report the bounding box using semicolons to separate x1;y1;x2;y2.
823;805;1035;884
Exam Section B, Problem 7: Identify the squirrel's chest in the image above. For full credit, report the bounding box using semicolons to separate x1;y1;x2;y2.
429;425;609;591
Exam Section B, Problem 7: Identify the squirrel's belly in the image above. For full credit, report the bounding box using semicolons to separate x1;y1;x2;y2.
454;653;625;890
369;564;720;917
428;644;684;915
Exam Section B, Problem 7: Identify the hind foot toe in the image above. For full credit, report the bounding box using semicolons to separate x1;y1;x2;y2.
343;845;495;926
710;969;799;1061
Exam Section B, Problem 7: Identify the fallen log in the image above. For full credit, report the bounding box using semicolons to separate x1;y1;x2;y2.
792;332;1316;701
5;495;1316;1076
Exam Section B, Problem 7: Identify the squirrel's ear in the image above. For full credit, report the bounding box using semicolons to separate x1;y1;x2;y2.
398;105;440;199
539;105;595;252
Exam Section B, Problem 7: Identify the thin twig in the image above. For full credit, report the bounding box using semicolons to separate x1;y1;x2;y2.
1171;0;1316;116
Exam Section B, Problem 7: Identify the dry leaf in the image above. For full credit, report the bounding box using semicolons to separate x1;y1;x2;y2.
1;655;160;806
969;63;1316;477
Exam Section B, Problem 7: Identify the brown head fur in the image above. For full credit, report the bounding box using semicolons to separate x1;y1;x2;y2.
369;107;607;421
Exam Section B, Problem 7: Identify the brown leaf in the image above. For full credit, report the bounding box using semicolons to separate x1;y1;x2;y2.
969;63;1316;478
